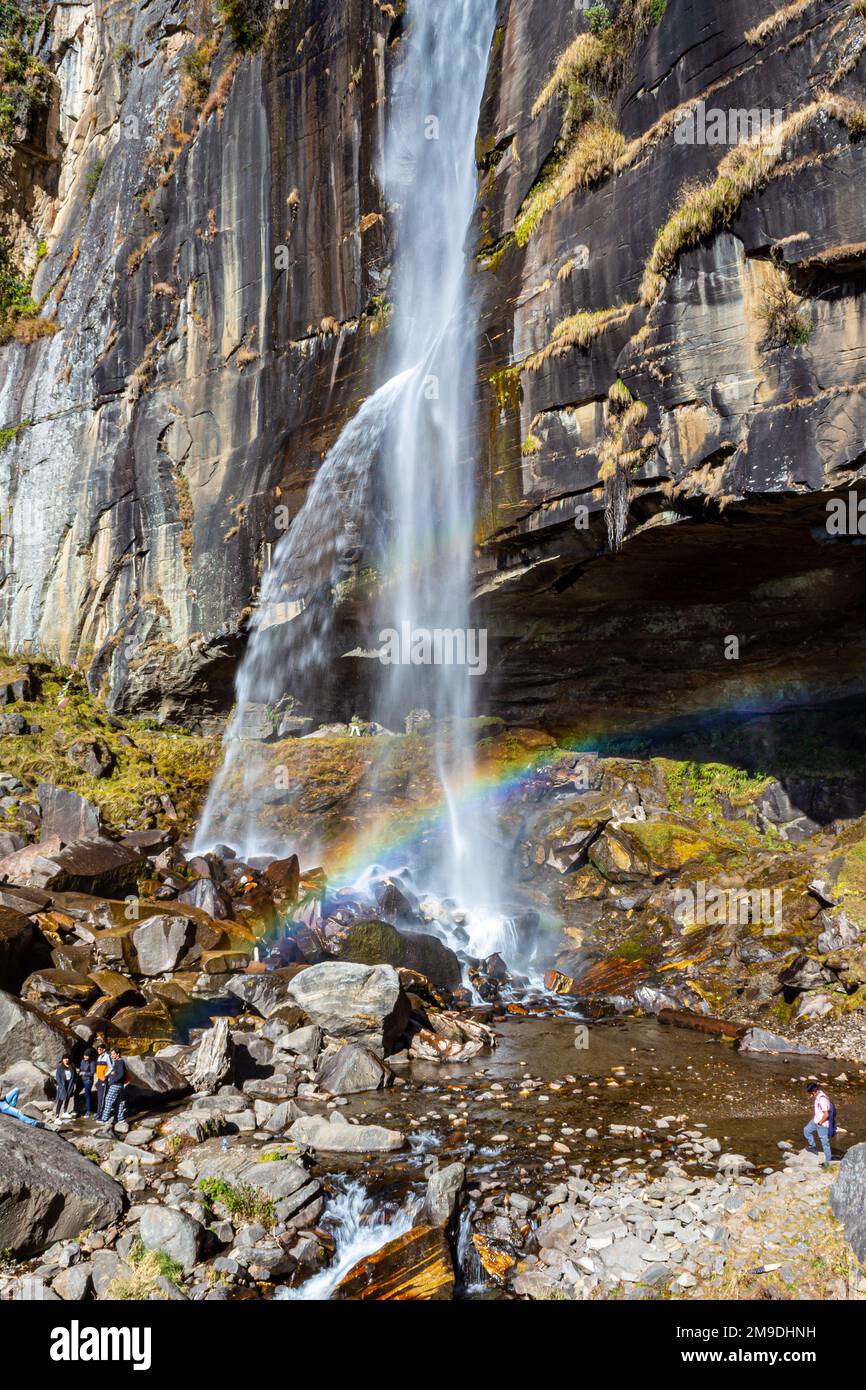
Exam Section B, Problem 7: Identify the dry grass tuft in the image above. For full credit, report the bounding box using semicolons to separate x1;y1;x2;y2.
523;303;633;372
745;0;821;46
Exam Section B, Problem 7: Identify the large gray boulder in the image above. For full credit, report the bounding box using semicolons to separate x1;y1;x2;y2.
285;962;410;1055
316;1043;392;1095
289;1111;405;1153
132;915;195;976
0;988;75;1071
139;1206;205;1274
831;1142;866;1264
0;1115;124;1255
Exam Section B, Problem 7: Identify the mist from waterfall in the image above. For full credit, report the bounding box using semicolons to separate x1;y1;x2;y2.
195;0;505;950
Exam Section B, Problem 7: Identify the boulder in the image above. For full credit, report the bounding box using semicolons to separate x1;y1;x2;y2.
0;1115;125;1256
316;1043;392;1095
139;1206;205;1274
53;1264;93;1301
817;910;860;954
65;738;113;779
738;1027;814;1055
0;1058;53;1102
285;961;410;1055
274;1023;322;1069
23;968;99;1007
336;920;462;992
830;1142;866;1264
0;909;49;992
192;1017;234;1095
0;988;76;1071
0;838;143;894
424;1161;465;1228
131;915;196;976
37;783;101;844
225;971;296;1018
334;1224;454;1300
123;1053;191;1098
289;1111;405;1153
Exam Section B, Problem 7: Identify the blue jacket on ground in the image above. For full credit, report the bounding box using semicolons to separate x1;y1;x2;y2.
0;1087;40;1127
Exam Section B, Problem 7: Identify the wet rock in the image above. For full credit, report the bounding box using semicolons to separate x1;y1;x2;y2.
830;1142;866;1264
473;1231;517;1284
285;961;410;1055
424;1161;465;1228
131;914;196;976
316;1043;392;1095
335;920;462;992
0;1115;124;1256
191;1017;234;1095
335;1223;454;1300
37;784;101;844
0;988;75;1070
139;1206;205;1274
288;1112;405;1153
408;1029;484;1062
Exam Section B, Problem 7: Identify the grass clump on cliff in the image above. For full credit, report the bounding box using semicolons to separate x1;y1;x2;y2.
523;304;633;371
745;0;823;46
640;95;866;307
515;0;666;244
757;272;813;347
0;11;50;146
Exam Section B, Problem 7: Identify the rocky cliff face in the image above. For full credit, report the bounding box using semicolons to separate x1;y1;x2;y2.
3;0;866;736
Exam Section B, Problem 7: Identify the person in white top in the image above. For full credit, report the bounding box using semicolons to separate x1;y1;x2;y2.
804;1082;833;1164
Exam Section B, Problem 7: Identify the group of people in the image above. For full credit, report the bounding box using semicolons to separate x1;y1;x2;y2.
52;1041;128;1131
0;1041;129;1134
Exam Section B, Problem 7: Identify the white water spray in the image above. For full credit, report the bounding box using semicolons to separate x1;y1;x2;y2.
194;0;515;963
283;1182;418;1302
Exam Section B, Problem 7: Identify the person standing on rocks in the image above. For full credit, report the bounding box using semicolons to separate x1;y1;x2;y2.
94;1039;111;1119
79;1048;97;1117
98;1048;128;1134
53;1054;77;1124
804;1082;836;1165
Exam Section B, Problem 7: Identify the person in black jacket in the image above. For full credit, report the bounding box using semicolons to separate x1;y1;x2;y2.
53;1055;77;1123
97;1048;128;1133
79;1049;97;1117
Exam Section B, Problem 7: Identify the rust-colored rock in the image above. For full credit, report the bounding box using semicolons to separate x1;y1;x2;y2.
334;1224;454;1301
473;1232;517;1284
657;1008;745;1040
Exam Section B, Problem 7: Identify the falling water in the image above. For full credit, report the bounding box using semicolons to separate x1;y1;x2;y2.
282;1182;418;1302
195;0;512;959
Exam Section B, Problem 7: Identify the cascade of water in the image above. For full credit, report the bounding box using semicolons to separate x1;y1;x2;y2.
194;0;514;959
283;1181;418;1302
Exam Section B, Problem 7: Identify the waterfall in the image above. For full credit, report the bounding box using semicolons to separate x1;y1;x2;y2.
280;1182;419;1302
195;0;504;940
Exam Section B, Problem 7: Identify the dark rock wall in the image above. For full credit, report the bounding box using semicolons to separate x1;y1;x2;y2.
3;0;866;733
